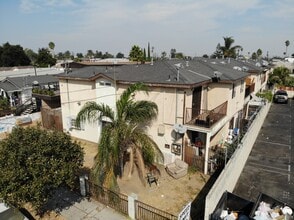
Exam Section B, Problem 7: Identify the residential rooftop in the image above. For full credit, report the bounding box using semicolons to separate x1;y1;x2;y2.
58;58;266;88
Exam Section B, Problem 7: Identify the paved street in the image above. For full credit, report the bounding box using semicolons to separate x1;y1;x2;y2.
234;98;293;207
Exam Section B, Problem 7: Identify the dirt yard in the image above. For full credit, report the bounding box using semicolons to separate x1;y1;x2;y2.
78;138;210;216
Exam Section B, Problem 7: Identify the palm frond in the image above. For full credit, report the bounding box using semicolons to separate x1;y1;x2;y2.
116;82;148;119
76;102;114;127
125;100;158;124
132;131;164;165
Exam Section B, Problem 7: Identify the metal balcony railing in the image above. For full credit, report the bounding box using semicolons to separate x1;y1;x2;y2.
185;101;227;128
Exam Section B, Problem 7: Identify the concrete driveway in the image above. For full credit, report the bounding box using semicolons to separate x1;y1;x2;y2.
234;98;293;207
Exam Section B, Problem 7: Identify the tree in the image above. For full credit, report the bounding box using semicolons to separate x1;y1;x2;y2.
268;66;291;86
285;40;290;56
76;53;84;58
0;97;9;110
0;42;31;67
0;126;84;213
102;52;114;59
175;52;184;59
129;45;143;62
63;50;72;59
147;42;151;61
94;50;102;58
161;51;167;60
116;52;124;58
143;48;146;61
212;43;223;58
36;48;56;67
48;42;55;57
76;83;163;190
256;49;262;59
251;52;257;60
86;50;94;58
24;48;38;65
170;48;176;58
219;36;242;58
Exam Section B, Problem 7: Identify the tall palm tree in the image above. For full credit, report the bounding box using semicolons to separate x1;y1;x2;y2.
76;82;163;190
285;40;290;56
48;41;55;57
220;36;242;58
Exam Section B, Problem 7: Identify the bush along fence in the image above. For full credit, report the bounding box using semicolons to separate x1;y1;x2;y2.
78;175;178;220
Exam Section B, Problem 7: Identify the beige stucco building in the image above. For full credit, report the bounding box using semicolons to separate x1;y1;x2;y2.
58;58;269;174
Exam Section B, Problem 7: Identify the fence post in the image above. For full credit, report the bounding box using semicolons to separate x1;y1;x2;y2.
128;193;137;219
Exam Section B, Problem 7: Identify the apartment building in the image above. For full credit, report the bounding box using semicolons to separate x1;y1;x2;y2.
57;58;268;174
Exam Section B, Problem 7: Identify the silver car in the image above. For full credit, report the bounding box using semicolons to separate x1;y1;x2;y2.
273;90;288;103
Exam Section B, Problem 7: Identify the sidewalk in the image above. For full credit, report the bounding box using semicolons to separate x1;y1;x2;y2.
47;188;128;220
60;197;127;220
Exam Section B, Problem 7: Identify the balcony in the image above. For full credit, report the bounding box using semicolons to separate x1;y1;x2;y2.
185;101;227;128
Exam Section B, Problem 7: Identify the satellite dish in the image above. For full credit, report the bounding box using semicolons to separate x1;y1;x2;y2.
32;81;39;85
173;124;187;134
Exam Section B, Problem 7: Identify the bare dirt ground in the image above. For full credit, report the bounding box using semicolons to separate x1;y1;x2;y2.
79;138;210;216
117;164;209;216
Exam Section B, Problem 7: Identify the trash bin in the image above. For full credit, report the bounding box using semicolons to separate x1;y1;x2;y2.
210;191;254;220
250;193;293;219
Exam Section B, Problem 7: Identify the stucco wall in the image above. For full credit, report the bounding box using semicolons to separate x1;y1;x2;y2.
59;79;100;143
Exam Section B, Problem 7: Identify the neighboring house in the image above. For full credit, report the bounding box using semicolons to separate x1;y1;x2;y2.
271;58;294;73
57;58;268;174
0;75;60;114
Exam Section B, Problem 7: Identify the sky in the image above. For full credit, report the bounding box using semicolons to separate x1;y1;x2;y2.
0;0;293;58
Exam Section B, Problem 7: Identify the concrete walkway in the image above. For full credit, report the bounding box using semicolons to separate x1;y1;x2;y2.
60;197;127;220
47;188;128;220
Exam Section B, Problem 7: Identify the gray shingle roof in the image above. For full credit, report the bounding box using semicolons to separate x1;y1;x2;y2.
0;75;59;92
57;58;255;87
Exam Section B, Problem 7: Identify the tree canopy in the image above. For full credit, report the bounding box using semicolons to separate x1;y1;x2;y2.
0;42;31;67
0;126;84;213
129;45;144;62
76;82;163;190
216;37;242;58
36;48;56;67
269;66;294;87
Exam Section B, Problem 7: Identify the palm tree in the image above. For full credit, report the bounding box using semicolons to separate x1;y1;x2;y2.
220;36;242;58
256;49;262;59
48;41;55;57
285;40;290;56
76;82;163;190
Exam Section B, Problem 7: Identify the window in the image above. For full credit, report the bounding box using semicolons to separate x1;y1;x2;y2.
70;118;84;130
99;81;112;86
232;83;236;98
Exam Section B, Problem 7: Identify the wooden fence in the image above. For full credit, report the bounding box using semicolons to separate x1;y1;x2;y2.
41;107;63;131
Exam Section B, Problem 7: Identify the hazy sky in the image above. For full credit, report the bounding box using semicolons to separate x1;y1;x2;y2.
0;0;293;58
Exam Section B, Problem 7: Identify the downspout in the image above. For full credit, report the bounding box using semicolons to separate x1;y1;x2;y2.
181;91;186;161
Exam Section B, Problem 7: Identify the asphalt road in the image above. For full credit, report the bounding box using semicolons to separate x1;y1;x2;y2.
234;98;293;208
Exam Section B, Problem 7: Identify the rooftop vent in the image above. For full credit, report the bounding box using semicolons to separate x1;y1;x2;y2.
242;66;249;72
212;71;222;82
233;66;242;71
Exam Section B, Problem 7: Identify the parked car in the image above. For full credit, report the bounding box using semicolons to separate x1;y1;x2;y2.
273;90;288;103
